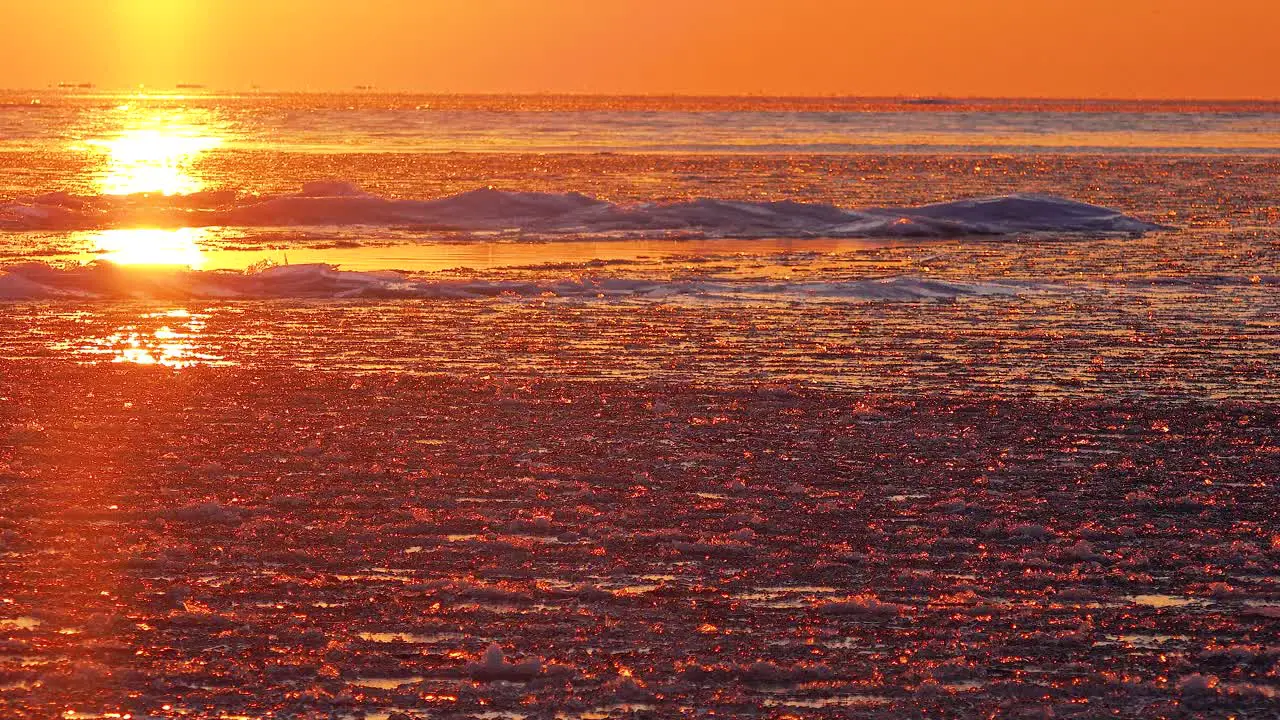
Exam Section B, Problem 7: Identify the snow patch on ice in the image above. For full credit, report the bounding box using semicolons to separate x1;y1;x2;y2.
467;643;543;681
815;594;904;616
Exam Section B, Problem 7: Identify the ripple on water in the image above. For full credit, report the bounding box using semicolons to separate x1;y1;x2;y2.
762;694;891;708
1128;594;1209;609
357;631;462;644
350;676;425;689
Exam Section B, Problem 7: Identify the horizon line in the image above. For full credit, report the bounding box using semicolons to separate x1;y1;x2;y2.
6;87;1280;104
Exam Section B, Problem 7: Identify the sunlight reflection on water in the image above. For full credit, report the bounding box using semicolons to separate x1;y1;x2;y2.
49;308;232;369
66;105;225;267
92;227;210;268
79;106;223;197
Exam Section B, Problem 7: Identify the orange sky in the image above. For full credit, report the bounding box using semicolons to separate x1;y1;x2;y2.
1;0;1276;98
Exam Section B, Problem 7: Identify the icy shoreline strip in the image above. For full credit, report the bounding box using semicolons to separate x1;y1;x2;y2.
0;262;1041;302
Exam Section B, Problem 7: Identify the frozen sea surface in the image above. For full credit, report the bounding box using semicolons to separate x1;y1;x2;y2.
0;369;1276;718
0;93;1278;718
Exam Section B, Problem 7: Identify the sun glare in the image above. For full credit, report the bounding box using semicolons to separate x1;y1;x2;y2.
93;228;209;268
88;128;221;196
78;104;224;197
